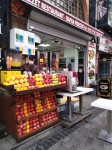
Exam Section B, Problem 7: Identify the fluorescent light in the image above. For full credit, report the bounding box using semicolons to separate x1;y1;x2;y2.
38;44;50;47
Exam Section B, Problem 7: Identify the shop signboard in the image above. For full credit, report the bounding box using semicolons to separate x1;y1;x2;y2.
21;0;103;38
98;37;112;54
88;41;96;87
98;79;110;96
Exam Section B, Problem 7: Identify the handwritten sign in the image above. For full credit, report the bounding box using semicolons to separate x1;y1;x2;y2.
21;0;103;38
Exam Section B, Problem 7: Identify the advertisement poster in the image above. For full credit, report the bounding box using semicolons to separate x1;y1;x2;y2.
97;0;108;26
98;79;110;96
98;37;112;54
88;41;96;87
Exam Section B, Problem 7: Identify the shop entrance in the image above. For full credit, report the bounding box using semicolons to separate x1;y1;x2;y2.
33;31;86;86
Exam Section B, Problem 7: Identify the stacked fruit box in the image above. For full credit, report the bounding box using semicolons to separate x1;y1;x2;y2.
14;90;59;139
3;73;67;91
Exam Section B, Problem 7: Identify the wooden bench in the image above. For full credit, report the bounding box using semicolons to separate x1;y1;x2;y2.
91;98;112;143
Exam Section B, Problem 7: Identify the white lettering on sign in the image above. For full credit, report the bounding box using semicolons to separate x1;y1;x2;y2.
21;0;103;38
27;0;40;7
41;2;64;20
66;16;75;25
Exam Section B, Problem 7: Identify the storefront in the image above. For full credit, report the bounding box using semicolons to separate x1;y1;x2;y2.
0;0;103;141
22;0;103;87
97;37;112;98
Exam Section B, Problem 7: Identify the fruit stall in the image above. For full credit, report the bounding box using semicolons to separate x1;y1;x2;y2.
0;73;67;141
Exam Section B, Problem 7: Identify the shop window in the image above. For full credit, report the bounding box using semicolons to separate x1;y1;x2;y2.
45;0;84;20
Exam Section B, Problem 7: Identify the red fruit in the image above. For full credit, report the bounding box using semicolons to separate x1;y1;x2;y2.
18;128;21;133
23;131;26;135
18;133;22;136
17;115;21;120
33;127;37;130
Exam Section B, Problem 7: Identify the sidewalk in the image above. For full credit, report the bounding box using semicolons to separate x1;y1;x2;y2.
0;95;111;150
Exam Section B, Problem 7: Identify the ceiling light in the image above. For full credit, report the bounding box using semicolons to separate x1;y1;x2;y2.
38;44;50;47
52;40;60;43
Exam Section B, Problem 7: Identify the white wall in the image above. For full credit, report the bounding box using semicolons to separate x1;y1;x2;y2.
63;48;78;72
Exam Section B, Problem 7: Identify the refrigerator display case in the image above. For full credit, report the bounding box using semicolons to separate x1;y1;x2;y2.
97;57;112;98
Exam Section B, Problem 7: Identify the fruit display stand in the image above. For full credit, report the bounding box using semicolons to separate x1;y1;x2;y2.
0;83;66;141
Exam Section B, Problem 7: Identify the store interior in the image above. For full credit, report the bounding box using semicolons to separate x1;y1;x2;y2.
34;31;86;86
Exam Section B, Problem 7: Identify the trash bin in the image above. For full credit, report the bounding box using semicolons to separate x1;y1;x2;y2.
90;80;97;96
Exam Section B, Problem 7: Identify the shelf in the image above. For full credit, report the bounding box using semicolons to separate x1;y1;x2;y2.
15;94;55;105
17;106;57;123
14;84;67;95
17;119;59;140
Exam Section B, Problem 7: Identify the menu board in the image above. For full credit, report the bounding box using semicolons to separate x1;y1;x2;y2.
88;41;96;87
98;79;110;97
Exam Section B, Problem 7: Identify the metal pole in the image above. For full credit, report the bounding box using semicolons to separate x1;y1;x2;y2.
67;96;72;120
79;95;83;113
107;110;112;134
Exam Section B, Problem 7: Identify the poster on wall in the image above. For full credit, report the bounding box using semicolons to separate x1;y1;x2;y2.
88;41;96;87
98;37;112;54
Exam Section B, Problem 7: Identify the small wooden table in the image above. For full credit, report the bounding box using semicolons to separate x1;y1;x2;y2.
57;87;93;128
91;98;112;143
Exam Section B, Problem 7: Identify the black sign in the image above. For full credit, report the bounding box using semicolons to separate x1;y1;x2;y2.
98;79;110;95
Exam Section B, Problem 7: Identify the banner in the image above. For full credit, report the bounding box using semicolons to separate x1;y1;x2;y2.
88;42;96;87
21;0;103;38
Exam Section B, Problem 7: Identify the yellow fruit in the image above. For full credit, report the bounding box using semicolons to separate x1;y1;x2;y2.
9;81;15;85
26;129;30;133
24;78;27;83
26;125;30;129
24;87;27;90
6;78;10;82
15;80;19;84
20;75;24;79
25;83;29;87
26;121;29;125
25;114;28;117
20;79;24;84
24;110;27;113
17;84;21;88
24;106;27;110
3;82;10;86
11;76;15;80
16;76;20;80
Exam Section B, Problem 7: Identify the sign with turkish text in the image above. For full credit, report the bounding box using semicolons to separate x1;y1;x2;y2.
21;0;103;38
88;41;96;87
98;37;112;54
98;79;110;96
